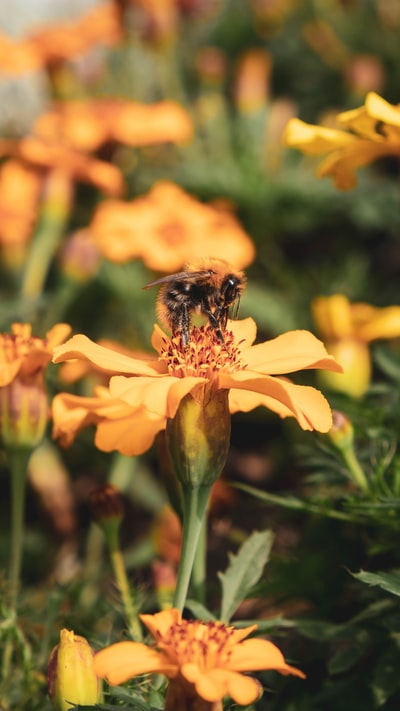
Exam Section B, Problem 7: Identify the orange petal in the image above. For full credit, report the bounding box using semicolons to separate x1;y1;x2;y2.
94;642;176;685
243;330;342;374
109;374;173;417
228;318;257;348
140;609;181;638
182;665;225;702
224;670;262;705
222;371;333;432
95;407;165;455
229;638;305;678
53;335;164;376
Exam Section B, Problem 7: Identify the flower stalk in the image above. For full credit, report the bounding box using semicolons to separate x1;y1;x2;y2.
21;169;73;299
173;484;212;612
329;410;369;493
89;485;143;641
166;387;231;611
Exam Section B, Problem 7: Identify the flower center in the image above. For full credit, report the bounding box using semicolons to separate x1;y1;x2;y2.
158;221;187;246
156;619;235;671
159;325;245;379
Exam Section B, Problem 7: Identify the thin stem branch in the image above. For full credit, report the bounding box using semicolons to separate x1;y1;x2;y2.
173;485;211;612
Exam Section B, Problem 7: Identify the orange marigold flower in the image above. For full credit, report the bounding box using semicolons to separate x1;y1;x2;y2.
283;92;400;189
0;160;42;266
88;181;255;271
33;99;193;152
0;135;124;197
0;1;121;74
0;323;71;448
94;608;305;708
52;318;341;456
312;294;400;397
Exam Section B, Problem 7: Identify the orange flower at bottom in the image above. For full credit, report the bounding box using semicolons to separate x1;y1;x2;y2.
94;608;305;708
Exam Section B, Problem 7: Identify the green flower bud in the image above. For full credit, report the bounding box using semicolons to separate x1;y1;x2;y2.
88;483;124;551
47;629;101;711
166;385;230;488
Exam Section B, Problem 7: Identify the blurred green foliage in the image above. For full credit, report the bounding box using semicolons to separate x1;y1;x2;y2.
2;0;400;709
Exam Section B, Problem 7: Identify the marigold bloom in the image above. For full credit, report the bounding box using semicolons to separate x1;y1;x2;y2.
283;92;400;189
94;608;305;708
0;160;42;267
0;1;121;74
0;135;124;197
33;100;193;152
0;323;70;448
312;294;400;397
52;318;341;456
88;181;255;271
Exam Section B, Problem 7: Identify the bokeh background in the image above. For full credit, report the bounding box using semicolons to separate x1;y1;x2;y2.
2;1;400;709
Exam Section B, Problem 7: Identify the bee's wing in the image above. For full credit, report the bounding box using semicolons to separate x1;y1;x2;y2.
143;270;213;290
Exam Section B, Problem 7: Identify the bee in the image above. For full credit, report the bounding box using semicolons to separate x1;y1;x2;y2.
143;258;245;346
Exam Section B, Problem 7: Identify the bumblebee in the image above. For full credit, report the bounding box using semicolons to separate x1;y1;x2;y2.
143;258;245;346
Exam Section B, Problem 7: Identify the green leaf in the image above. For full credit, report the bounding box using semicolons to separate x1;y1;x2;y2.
352;570;400;595
352;569;400;597
218;529;274;623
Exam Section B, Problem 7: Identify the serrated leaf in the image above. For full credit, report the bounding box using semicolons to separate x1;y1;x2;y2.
352;569;400;597
218;529;274;623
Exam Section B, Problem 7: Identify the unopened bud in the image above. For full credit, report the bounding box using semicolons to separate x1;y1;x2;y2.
166;387;230;488
88;483;124;550
329;410;354;451
0;374;48;450
47;629;101;710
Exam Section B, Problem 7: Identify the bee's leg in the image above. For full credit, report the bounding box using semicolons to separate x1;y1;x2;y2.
203;308;226;344
175;304;191;346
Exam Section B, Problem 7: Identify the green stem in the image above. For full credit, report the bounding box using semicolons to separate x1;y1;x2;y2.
342;447;369;493
191;515;206;606
8;448;31;609
2;448;31;685
109;545;143;642
20;170;73;300
173;485;211;612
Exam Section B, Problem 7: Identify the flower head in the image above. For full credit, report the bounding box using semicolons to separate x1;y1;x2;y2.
0;135;124;197
312;294;400;397
0;323;70;449
283;92;400;189
94;608;305;708
88;181;255;271
33;99;193;152
0;1;121;75
52;319;341;456
0;160;42;268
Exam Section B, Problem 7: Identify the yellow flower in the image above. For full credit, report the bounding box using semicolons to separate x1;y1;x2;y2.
52;318;341;455
283;92;400;189
0;323;70;448
94;608;305;709
312;294;400;397
88;180;255;271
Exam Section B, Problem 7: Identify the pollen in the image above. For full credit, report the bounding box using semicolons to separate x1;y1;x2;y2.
159;325;245;379
154;618;236;671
